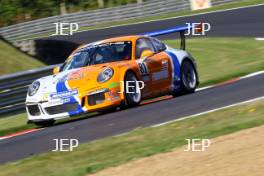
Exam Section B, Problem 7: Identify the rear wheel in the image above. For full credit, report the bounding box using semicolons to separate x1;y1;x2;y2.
172;60;197;96
121;72;141;108
181;60;197;93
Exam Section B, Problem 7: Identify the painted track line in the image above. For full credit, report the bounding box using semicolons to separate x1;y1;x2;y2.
197;70;264;91
240;71;264;79
152;96;264;128
255;38;264;41
0;128;43;140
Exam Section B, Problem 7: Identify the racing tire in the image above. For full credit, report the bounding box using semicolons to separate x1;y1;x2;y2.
121;72;141;108
172;60;198;96
34;120;55;127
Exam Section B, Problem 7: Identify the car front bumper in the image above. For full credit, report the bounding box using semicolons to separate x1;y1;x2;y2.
26;87;123;122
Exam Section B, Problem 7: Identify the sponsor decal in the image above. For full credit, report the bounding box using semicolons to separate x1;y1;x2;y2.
162;60;168;64
56;71;84;84
88;88;109;96
41;93;50;101
26;98;38;102
137;61;149;75
108;88;120;100
56;76;84;115
67;71;84;81
86;86;101;92
109;82;119;89
48;98;70;106
152;61;169;81
50;89;78;99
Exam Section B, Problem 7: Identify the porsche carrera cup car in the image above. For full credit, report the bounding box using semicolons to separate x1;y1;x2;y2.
26;25;199;126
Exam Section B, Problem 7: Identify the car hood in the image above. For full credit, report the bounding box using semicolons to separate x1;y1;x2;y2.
26;61;128;102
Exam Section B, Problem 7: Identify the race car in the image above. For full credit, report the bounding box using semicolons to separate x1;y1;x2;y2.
26;24;199;126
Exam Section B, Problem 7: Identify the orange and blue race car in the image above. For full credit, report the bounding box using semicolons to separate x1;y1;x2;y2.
26;24;199;126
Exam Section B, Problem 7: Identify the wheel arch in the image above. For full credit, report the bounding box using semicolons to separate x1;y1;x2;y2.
181;57;199;86
118;67;141;100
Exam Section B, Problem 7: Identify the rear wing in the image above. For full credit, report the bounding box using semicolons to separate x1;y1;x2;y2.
142;24;199;50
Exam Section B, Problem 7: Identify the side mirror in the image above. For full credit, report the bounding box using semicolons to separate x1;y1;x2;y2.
53;66;60;75
140;50;155;59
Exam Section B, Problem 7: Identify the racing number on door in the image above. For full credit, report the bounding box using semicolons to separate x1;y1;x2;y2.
138;62;148;75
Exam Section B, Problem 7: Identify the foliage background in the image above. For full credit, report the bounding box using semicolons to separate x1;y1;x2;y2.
0;0;140;27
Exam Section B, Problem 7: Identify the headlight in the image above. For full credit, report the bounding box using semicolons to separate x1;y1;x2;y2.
28;81;40;96
97;67;114;83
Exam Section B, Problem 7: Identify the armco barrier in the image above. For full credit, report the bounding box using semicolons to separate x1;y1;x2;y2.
0;64;60;117
0;0;189;40
0;0;244;41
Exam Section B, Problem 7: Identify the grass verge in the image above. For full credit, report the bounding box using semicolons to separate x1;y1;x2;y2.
0;39;45;75
1;37;264;136
165;37;264;86
0;113;35;136
15;0;264;41
0;98;264;175
0;112;98;137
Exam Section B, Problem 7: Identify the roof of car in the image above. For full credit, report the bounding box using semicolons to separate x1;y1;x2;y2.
98;35;142;43
71;35;145;55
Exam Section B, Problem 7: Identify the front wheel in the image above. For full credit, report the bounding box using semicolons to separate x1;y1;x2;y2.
122;72;141;108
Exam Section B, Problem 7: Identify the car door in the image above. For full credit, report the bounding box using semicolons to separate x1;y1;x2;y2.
149;37;173;92
135;37;172;97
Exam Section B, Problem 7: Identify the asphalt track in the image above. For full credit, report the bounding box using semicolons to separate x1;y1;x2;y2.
0;72;264;164
44;4;264;44
1;4;264;164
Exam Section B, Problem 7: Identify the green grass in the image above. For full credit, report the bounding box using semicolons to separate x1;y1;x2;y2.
0;113;35;136
14;0;264;41
1;37;264;137
0;98;264;176
0;40;45;75
0;112;98;136
165;37;264;86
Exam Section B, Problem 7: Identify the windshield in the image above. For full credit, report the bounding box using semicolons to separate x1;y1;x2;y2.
62;41;132;71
